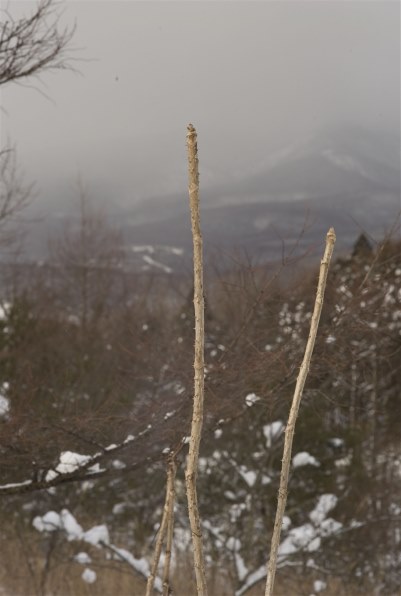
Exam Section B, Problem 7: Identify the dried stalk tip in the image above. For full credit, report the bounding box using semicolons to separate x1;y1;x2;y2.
327;227;336;242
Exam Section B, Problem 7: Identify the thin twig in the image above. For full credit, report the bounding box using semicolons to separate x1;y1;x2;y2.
146;454;178;596
162;457;177;595
265;227;336;596
99;541;161;592
145;492;169;596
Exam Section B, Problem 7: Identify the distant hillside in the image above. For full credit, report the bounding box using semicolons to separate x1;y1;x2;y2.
14;125;401;269
118;125;400;263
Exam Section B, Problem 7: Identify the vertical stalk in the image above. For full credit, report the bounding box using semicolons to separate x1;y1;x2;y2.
265;228;336;596
145;475;170;596
146;452;179;596
162;458;177;595
185;123;208;596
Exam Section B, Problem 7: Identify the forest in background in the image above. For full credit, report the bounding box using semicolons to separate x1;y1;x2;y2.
0;206;399;594
0;2;400;594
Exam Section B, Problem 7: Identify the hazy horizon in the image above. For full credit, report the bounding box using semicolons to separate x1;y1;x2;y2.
1;1;399;215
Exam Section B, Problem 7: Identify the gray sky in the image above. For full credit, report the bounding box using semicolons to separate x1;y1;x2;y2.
1;0;400;210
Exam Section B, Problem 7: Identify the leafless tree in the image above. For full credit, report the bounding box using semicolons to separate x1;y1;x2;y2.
50;180;124;331
0;147;32;245
0;0;76;238
0;0;75;87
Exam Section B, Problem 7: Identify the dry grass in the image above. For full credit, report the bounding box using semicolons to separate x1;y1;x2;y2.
0;533;378;596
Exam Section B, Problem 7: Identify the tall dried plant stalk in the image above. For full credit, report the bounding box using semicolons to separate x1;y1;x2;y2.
145;479;170;595
185;123;208;595
146;450;179;596
265;227;336;596
162;458;177;596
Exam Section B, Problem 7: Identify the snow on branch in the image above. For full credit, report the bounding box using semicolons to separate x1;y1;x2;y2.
0;431;158;495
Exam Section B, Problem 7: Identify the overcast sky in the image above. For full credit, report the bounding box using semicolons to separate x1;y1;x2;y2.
1;0;400;210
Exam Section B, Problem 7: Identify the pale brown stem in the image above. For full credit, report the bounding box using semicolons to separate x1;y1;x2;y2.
162;458;177;596
145;497;169;595
146;438;182;596
184;123;208;596
265;228;336;596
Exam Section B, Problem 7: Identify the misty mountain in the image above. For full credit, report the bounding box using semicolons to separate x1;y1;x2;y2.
118;126;400;262
17;126;400;269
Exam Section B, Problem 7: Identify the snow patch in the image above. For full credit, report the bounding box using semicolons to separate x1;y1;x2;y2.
112;503;127;515
263;421;284;448
45;451;95;482
61;510;84;540
142;255;172;274
0;395;10;417
282;516;291;531
84;524;110;547
82;568;97;584
235;565;266;596
33;511;63;533
238;466;257;487
235;551;248;581
33;509;83;539
293;452;320;468
112;459;126;470
245;393;261;407
0;302;10;320
75;552;92;564
132;245;155;254
329;437;344;448
314;579;327;593
309;494;338;525
105;443;117;451
0;479;32;491
320;518;343;536
335;454;352;468
278;523;321;559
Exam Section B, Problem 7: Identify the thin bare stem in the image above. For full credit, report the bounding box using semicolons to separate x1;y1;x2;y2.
146;441;181;596
265;227;336;596
185;123;208;596
162;458;177;596
146;453;177;596
99;541;161;591
145;511;168;595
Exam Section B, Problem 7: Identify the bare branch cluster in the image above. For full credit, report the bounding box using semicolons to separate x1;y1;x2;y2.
0;148;31;218
0;0;75;86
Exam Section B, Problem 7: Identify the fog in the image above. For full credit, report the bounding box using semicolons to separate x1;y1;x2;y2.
1;1;400;211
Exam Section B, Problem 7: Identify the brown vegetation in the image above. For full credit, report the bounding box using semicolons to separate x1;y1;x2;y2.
0;4;399;594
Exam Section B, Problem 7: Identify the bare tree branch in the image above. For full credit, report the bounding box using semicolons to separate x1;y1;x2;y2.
0;0;76;86
0;147;32;235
